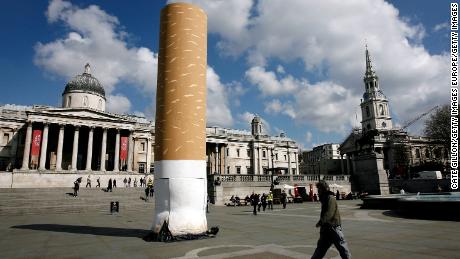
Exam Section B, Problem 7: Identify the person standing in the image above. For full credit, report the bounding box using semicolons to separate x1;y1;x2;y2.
134;178;138;187
267;191;273;210
96;177;101;188
147;178;154;197
311;181;351;259
128;177;131;187
113;179;117;188
123;177;128;187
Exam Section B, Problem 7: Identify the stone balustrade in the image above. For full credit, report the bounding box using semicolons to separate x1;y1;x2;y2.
214;174;350;183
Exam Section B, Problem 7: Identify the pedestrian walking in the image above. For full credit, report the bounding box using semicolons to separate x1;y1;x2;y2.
86;175;91;188
261;193;267;211
113;179;117;188
311;180;351;259
140;178;143;187
96;177;100;188
108;178;113;192
128;177;131;187
281;190;287;209
134;178;137;187
73;178;81;197
250;192;259;215
123;177;128;187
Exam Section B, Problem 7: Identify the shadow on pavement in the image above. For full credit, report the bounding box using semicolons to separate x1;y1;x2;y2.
12;224;150;238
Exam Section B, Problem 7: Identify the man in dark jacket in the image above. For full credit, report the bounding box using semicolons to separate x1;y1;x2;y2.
312;180;351;259
250;192;259;215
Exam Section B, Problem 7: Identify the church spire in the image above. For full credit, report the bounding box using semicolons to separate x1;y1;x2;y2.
364;45;377;79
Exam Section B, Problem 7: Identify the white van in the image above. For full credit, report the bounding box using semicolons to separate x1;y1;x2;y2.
413;171;442;179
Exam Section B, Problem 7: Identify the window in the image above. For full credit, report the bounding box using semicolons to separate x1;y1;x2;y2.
263;150;266;158
226;148;229;156
276;153;278;160
236;166;241;174
415;149;420;158
247;149;250;157
3;133;9;145
138;163;145;174
292;168;296;174
98;99;102;109
263;167;268;175
150;163;155;173
140;142;146;151
425;149;430;158
247;166;253;174
237;149;240;157
67;96;72;106
366;106;370;117
379;104;384;115
227;166;230;174
83;95;88;107
284;155;287;161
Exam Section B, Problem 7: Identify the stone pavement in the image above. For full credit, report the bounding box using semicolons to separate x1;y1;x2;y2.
0;188;459;259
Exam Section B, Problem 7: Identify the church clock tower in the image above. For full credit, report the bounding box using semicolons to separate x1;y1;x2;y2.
360;46;393;132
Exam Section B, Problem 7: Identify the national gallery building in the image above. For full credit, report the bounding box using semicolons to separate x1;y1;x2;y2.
0;64;299;177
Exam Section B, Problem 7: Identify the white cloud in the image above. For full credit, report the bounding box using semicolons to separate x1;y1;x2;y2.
190;0;447;129
305;131;313;143
264;99;296;119
276;65;285;74
106;94;131;114
206;67;234;127
433;22;449;32
35;0;158;105
246;66;300;96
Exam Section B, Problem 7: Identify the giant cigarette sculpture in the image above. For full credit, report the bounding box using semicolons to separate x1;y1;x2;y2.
151;2;208;239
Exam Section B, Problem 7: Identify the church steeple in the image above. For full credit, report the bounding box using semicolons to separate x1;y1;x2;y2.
365;45;376;79
360;46;392;132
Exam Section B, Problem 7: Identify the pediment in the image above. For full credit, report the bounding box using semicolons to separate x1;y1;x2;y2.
30;107;133;122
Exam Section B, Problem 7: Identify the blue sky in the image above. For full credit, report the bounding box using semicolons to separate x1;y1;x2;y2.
0;0;452;150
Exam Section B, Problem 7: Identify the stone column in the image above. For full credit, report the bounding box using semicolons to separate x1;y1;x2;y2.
71;126;79;170
146;138;152;174
20;122;33;170
214;144;219;174
287;148;292;175
127;131;134;171
114;129;120;172
346;154;351;174
340;154;344;175
39;123;49;170
56;125;65;171
224;144;228;174
100;128;107;171
295;151;299;175
86;127;94;171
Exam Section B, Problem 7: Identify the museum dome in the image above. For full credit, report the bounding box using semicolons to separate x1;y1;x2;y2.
63;63;105;97
62;63;106;111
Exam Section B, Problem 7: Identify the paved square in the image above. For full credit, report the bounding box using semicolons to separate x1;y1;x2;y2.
0;188;459;258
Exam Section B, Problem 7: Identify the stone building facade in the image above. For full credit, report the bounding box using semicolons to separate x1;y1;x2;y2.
0;64;299;177
340;48;448;194
301;144;347;175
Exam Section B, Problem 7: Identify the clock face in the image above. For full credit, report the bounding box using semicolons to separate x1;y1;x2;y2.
382;122;387;128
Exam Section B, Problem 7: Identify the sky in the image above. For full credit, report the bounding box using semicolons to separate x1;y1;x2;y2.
0;0;453;150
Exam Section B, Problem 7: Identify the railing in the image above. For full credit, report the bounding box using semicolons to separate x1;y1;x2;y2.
214;174;350;183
